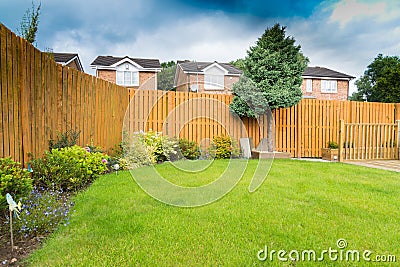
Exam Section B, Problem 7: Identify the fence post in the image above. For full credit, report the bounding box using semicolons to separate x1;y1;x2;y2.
296;101;302;158
339;119;345;162
397;120;400;160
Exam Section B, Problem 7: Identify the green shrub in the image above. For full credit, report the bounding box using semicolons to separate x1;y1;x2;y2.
123;133;155;169
140;131;179;162
0;157;33;209
178;138;200;160
30;145;108;192
122;131;179;168
210;135;241;159
49;129;81;150
328;141;339;149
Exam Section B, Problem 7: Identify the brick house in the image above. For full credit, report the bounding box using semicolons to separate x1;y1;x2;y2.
90;56;161;90
53;53;84;72
301;67;355;100
174;61;242;94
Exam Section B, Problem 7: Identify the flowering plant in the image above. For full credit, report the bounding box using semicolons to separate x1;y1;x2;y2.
12;187;74;238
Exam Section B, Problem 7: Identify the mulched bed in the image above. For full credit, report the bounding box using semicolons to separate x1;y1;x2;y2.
0;227;45;266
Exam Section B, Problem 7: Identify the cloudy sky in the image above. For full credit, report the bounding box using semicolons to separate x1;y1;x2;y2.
1;0;399;94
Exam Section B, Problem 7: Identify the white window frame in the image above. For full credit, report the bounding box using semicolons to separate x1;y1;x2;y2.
204;74;224;90
116;70;139;86
115;62;140;87
321;80;337;93
203;64;226;90
306;79;313;92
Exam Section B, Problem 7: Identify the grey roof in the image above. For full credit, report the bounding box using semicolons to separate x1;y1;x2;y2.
179;61;242;75
53;53;78;63
91;56;161;69
303;66;355;79
53;53;84;71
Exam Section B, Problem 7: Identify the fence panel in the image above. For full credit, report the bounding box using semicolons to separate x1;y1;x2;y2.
339;121;399;161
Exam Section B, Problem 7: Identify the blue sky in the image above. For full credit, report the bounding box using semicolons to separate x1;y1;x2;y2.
1;0;399;94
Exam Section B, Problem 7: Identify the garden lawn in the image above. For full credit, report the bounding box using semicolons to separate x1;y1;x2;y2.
26;159;399;266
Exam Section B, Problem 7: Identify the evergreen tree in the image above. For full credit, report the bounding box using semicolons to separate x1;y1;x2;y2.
230;23;308;151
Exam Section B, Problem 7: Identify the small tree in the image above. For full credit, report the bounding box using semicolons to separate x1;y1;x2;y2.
230;23;308;151
18;1;41;44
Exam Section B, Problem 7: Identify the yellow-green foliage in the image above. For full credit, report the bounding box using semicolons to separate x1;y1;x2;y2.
210;135;241;159
0;157;33;209
30;146;108;192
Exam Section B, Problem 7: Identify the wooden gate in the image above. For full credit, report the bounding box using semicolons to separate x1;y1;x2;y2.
339;120;400;161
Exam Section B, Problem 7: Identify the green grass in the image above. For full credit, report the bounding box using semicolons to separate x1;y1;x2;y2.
26;159;399;266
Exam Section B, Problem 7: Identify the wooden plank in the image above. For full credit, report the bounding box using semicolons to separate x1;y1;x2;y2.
12;32;22;162
4;25;12;158
0;24;4;159
339;119;344;162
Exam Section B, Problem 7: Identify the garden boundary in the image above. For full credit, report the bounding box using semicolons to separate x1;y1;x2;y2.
1;23;400;163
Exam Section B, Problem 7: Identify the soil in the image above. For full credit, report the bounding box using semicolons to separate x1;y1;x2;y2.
0;228;45;267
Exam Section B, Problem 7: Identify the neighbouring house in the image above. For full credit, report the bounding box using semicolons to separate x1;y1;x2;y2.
90;56;162;90
174;61;242;94
301;66;355;100
53;53;84;72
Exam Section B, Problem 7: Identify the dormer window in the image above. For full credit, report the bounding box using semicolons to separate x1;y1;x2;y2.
204;65;225;90
116;62;139;86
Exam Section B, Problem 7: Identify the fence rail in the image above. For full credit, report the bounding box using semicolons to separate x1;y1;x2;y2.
1;23;400;163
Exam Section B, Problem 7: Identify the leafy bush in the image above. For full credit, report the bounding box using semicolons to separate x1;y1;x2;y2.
12;186;74;238
0;157;33;209
140;131;179;162
178;138;200;160
210;135;241;159
122;133;155;169
122;131;179;168
30;145;108;192
328;141;339;149
49;129;81;150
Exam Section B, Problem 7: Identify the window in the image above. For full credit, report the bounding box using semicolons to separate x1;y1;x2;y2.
204;74;224;89
204;65;225;90
306;79;312;92
116;71;139;86
321;80;337;93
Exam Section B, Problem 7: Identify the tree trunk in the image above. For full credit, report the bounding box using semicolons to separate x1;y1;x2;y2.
266;110;275;152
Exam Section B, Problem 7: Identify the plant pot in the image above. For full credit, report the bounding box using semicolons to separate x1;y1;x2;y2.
321;148;339;161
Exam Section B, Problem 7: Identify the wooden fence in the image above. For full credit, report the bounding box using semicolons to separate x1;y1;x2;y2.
339;120;399;161
0;23;129;164
1;23;400;164
125;90;400;158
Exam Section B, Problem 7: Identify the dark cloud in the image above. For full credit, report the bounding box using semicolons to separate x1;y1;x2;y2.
170;0;329;18
1;0;399;96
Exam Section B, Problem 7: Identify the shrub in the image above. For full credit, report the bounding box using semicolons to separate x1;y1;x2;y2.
140;131;179;162
122;131;179;168
49;129;81;150
122;133;155;169
30;145;108;192
210;135;241;159
178;138;200;160
12;186;74;238
0;157;33;209
328;141;339;149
